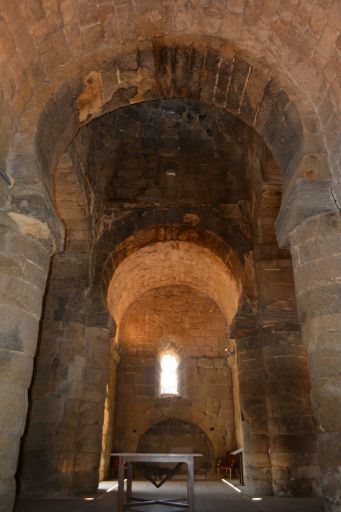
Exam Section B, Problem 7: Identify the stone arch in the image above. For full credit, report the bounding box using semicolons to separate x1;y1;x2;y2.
6;38;334;248
97;211;248;282
1;4;340;181
106;240;241;326
87;217;247;328
137;418;215;475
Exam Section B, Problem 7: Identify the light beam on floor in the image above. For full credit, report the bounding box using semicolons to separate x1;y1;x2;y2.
106;483;119;493
221;479;242;492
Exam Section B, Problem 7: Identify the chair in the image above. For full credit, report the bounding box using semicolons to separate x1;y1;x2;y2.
216;452;237;479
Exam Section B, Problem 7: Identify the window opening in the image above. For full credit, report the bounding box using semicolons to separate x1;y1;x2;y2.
160;353;179;396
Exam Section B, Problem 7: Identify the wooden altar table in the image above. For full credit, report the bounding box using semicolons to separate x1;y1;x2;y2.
111;452;202;512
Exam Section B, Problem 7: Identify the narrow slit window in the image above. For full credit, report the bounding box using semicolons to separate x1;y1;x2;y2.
160;353;179;396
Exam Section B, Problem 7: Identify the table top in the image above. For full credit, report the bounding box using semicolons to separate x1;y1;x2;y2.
111;452;202;458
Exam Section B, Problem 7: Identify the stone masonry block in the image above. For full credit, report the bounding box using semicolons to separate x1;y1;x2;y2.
76;424;102;454
198;357;213;368
0;16;15;64
0;381;27;436
0;303;40;356
0;274;44;320
6;231;50;273
0;348;33;387
0;477;15;512
0;432;20;479
270;434;316;454
296;283;341;321
311;376;341;432
29;397;64;426
78;401;101;425
309;349;341;379
302;313;341;353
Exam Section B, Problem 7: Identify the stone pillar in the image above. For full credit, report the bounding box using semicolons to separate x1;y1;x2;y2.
233;302;273;496
227;340;243;450
20;154;93;496
20;249;89;495
290;211;341;512
261;322;320;496
72;326;112;493
255;258;320;497
0;219;53;512
99;345;120;481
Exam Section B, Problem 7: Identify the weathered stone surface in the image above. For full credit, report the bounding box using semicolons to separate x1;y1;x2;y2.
0;349;33;387
1;5;341;510
0;433;20;480
0;381;28;436
0;305;40;357
290;211;341;508
0;477;15;512
276;179;336;248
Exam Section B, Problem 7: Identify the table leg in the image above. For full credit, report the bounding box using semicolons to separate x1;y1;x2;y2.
127;462;133;501
117;456;125;512
187;457;195;512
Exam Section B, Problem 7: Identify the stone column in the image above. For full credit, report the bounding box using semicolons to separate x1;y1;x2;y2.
20;249;89;495
0;217;53;512
255;258;320;497
227;340;243;450
290;211;341;512
72;326;112;493
232;300;273;495
236;332;273;495
20;154;92;496
261;322;320;496
99;345;120;481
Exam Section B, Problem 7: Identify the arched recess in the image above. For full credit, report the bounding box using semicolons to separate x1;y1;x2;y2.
107;240;241;326
89;218;250;324
5;38;334;250
100;230;243;485
112;281;236;480
88;219;247;327
137;419;215;475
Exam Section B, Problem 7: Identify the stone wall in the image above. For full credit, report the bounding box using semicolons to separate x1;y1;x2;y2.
114;285;235;476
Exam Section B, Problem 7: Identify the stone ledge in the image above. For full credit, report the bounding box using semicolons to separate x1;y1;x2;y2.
275;178;336;248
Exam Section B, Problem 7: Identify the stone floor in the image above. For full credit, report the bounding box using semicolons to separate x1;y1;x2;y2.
14;480;325;512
